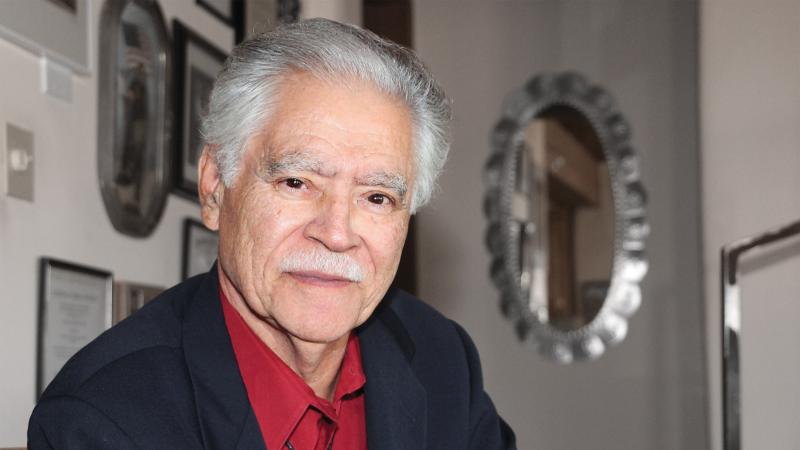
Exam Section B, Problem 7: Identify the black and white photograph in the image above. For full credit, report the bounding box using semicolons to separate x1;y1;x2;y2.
172;19;228;200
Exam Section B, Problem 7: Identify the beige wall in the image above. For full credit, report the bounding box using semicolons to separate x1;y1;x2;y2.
700;2;800;450
413;1;707;449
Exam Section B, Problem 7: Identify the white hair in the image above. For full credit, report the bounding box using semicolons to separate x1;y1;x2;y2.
201;18;452;213
279;247;364;282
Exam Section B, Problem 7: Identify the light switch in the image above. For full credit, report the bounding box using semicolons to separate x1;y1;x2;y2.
5;123;34;202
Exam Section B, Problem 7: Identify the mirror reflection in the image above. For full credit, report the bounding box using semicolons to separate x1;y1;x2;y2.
521;108;615;331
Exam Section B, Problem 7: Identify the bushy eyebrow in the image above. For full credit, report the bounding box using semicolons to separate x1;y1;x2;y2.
259;150;331;179
356;171;408;201
260;149;408;202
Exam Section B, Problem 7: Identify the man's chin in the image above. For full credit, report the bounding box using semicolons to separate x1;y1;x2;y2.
285;323;354;345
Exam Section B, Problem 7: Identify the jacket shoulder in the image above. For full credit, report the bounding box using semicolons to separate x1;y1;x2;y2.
378;289;517;449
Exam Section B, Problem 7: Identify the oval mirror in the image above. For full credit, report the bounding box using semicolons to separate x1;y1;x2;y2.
484;72;648;363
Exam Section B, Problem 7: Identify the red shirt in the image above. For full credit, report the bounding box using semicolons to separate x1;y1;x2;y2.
220;290;368;450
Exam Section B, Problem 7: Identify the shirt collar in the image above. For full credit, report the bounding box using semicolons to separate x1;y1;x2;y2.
219;288;366;450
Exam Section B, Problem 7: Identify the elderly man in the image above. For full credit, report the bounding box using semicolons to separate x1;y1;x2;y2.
29;19;515;450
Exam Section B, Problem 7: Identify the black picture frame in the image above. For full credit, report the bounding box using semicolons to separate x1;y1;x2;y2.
196;0;234;24
37;258;113;398
196;0;245;43
182;218;220;280
172;20;228;201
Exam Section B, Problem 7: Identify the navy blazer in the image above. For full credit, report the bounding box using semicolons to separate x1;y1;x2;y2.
28;268;516;449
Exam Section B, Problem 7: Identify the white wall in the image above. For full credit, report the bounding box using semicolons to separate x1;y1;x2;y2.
414;1;707;449
0;0;234;445
700;2;800;450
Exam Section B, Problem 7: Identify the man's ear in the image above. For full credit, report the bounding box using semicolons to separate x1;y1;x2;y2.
198;146;224;231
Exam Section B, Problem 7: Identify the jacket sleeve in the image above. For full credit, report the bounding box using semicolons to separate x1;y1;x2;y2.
28;395;138;450
452;321;518;450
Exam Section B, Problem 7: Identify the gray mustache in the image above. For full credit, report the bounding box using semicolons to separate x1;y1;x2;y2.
279;249;364;282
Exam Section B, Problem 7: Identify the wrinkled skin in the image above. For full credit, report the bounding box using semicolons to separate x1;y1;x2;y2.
198;72;414;396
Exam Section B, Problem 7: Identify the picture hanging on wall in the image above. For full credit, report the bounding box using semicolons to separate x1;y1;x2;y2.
37;258;113;397
97;0;172;237
0;0;90;74
182;218;220;280
196;0;245;43
112;281;164;324
172;20;228;200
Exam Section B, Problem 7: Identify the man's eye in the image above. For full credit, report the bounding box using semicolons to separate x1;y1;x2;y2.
367;193;392;205
284;178;305;189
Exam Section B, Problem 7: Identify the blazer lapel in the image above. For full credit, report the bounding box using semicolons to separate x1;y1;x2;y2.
182;268;267;450
358;296;428;450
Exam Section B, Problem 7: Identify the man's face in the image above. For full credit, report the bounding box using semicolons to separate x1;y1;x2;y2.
201;72;414;345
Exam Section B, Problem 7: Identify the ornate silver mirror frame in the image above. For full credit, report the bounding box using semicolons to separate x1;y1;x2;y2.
98;0;171;237
721;218;800;450
484;72;649;363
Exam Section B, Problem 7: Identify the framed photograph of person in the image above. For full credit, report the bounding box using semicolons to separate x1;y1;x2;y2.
182;218;220;280
37;258;113;397
172;20;228;200
112;281;163;324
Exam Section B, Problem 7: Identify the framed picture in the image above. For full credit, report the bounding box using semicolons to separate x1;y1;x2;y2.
113;281;163;324
0;0;90;74
97;0;172;237
182;218;220;279
37;258;113;397
173;20;228;200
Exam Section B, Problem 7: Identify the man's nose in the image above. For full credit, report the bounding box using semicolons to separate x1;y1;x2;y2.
305;194;360;252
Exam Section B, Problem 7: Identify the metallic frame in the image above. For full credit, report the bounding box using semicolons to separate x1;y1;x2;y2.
97;0;171;237
484;72;649;363
721;218;800;450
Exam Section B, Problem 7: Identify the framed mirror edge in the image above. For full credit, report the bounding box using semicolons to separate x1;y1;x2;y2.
484;71;649;363
97;0;172;238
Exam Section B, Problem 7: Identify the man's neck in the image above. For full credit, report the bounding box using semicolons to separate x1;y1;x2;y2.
217;265;348;401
